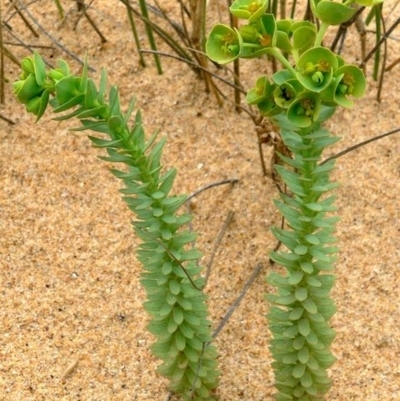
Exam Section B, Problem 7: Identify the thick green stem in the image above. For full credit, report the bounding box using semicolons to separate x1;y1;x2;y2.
314;22;330;47
13;53;219;401
268;122;339;400
267;47;297;76
204;3;370;399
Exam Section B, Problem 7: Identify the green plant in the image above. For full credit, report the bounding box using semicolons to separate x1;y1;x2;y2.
206;1;377;400
13;52;219;401
10;1;391;399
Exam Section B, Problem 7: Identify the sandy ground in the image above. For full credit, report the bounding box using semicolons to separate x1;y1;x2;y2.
1;1;400;400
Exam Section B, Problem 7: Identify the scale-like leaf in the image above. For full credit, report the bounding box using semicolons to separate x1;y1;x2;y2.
108;85;120;116
89;136;124;148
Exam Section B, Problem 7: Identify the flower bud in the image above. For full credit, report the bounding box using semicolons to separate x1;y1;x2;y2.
238;25;259;43
26;96;42;115
48;69;66;82
13;74;44;104
297;47;337;93
206;24;243;64
288;92;321;127
21;57;35;75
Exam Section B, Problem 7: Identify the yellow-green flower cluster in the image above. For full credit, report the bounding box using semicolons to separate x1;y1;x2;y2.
206;0;369;128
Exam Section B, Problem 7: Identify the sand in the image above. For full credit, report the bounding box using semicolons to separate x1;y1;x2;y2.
1;1;400;400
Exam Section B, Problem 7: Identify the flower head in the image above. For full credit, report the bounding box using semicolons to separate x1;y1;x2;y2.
333;65;366;107
246;76;281;116
246;76;271;104
13;53;52;121
240;14;277;59
273;79;303;109
230;0;269;22
288;92;321;127
296;47;338;93
206;24;243;64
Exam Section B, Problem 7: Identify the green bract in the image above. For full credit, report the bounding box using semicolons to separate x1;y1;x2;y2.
246;76;281;116
13;74;44;104
206;24;242;64
26;90;50;121
230;0;269;22
258;98;282;117
355;0;384;6
275;30;292;53
273;80;303;109
239;24;260;43
291;22;317;56
21;57;35;76
287;91;321;127
275;19;293;52
32;51;47;86
235;14;278;59
272;69;295;85
333;65;367;107
311;0;357;25
246;75;270;104
241;13;277;47
54;75;82;106
297;47;338;93
247;76;281;116
276;18;293;34
247;14;277;55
